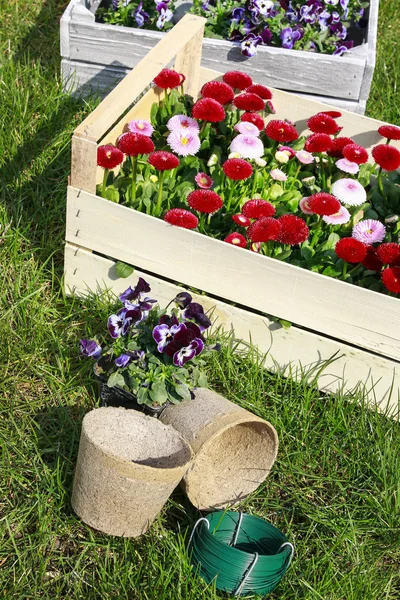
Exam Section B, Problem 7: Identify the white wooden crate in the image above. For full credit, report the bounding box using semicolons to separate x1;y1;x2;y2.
64;15;399;415
60;0;379;114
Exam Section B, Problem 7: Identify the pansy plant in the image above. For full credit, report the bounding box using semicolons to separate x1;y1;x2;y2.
80;278;219;407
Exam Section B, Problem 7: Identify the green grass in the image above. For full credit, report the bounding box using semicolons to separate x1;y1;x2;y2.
0;1;400;598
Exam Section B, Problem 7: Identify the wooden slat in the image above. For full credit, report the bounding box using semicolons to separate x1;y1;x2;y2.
66;187;400;362
68;21;365;101
73;14;206;142
64;242;399;416
70;136;97;194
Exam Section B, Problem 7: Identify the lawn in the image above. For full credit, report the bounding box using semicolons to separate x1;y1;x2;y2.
0;1;399;598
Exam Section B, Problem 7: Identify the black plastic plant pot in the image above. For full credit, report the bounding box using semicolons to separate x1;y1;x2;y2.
93;367;169;418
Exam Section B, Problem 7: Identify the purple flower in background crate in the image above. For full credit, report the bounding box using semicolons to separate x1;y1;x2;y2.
286;2;298;22
241;33;262;57
260;26;272;45
152;322;185;352
318;10;331;31
80;339;102;360
231;7;245;23
330;22;347;39
119;278;151;304
115;350;145;367
183;302;212;331
112;0;130;9
325;0;338;4
253;0;275;17
134;2;150;27
331;11;341;24
280;27;301;49
156;2;173;29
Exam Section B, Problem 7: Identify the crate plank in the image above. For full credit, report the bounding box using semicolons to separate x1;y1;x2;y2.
66;187;400;362
64;242;399;416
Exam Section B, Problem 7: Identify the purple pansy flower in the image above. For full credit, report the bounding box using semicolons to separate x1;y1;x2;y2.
112;0;130;9
231;7;245;23
253;0;275;17
286;2;298;21
80;339;102;360
229;29;244;42
330;22;347;39
260;26;272;45
241;33;262;57
331;11;341;23
119;278;151;304
173;339;204;367
156;3;173;29
158;313;180;328
108;306;142;338
134;2;150;27
174;292;193;309
152;323;185;353
318;10;331;30
333;40;353;55
183;302;211;331
280;27;301;49
114;350;145;368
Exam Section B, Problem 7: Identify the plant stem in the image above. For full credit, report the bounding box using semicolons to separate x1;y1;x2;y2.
342;261;348;280
377;166;384;196
164;90;171;114
289;165;301;190
310;217;321;248
102;168;109;198
155;170;165;216
226;182;235;212
130;156;138;206
251;169;258;197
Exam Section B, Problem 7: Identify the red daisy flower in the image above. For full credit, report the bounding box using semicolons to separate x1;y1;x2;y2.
241;112;265;131
307;113;341;135
377;125;400;141
232;213;251;227
372;144;400;171
381;267;400;293
148;150;179;171
304;133;333;153
224;233;247;248
187;189;223;214
266;101;276;115
192;97;226;122
362;245;383;271
245;84;273;99
233;93;265;112
308;192;341;216
321;110;342;119
376;243;400;265
335;238;366;263
223;158;253;181
97;145;124;169
265;120;298;143
222;71;252;90
201;81;234;105
164;208;198;229
248;217;281;242
242;199;275;219
277;215;309;245
342;143;369;165
117;132;155;156
327;137;354;158
153;68;181;89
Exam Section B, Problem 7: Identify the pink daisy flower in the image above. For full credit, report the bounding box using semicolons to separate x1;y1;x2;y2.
331;178;366;207
296;150;314;165
336;158;360;174
270;168;287;182
279;146;296;158
322;205;351;225
230;134;264;159
167;131;201;157
195;172;213;189
352;219;386;244
299;197;313;215
167;114;200;135
234;121;261;137
127;119;154;137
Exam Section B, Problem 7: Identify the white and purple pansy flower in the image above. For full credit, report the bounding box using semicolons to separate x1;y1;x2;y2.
133;2;150;27
231;7;245;24
156;2;173;29
114;350;145;368
163;324;205;366
280;27;302;49
241;33;263;58
152;322;185;353
80;339;102;360
119;278;151;304
172;339;204;367
108;306;142;338
183;302;212;331
253;0;275;17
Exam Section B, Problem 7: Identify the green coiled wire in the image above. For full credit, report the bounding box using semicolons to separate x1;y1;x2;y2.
188;511;293;596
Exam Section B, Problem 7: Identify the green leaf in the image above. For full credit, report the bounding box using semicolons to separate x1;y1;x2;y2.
174;383;191;401
115;261;134;278
107;371;126;388
268;183;284;200
279;319;292;330
149;380;168;406
137;386;149;405
320;232;340;251
197;371;208;387
150;101;158;125
104;186;120;203
300;244;315;260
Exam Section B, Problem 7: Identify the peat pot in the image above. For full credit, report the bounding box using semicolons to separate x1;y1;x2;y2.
160;388;279;511
71;407;193;537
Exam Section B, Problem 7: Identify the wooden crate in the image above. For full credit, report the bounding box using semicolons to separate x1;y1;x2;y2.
60;0;379;114
65;14;400;415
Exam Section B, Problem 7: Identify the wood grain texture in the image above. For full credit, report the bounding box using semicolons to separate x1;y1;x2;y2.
66;187;400;362
73;14;206;141
174;24;204;98
64;243;399;416
70;136;97;194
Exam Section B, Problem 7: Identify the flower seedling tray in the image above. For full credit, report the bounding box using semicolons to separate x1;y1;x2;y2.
65;14;400;415
60;0;379;114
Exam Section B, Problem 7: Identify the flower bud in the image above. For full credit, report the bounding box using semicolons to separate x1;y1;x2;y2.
207;153;219;167
174;292;192;309
302;176;316;188
228;151;241;159
149;174;158;183
270;168;287;182
385;214;399;224
254;157;267;167
275;151;290;164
